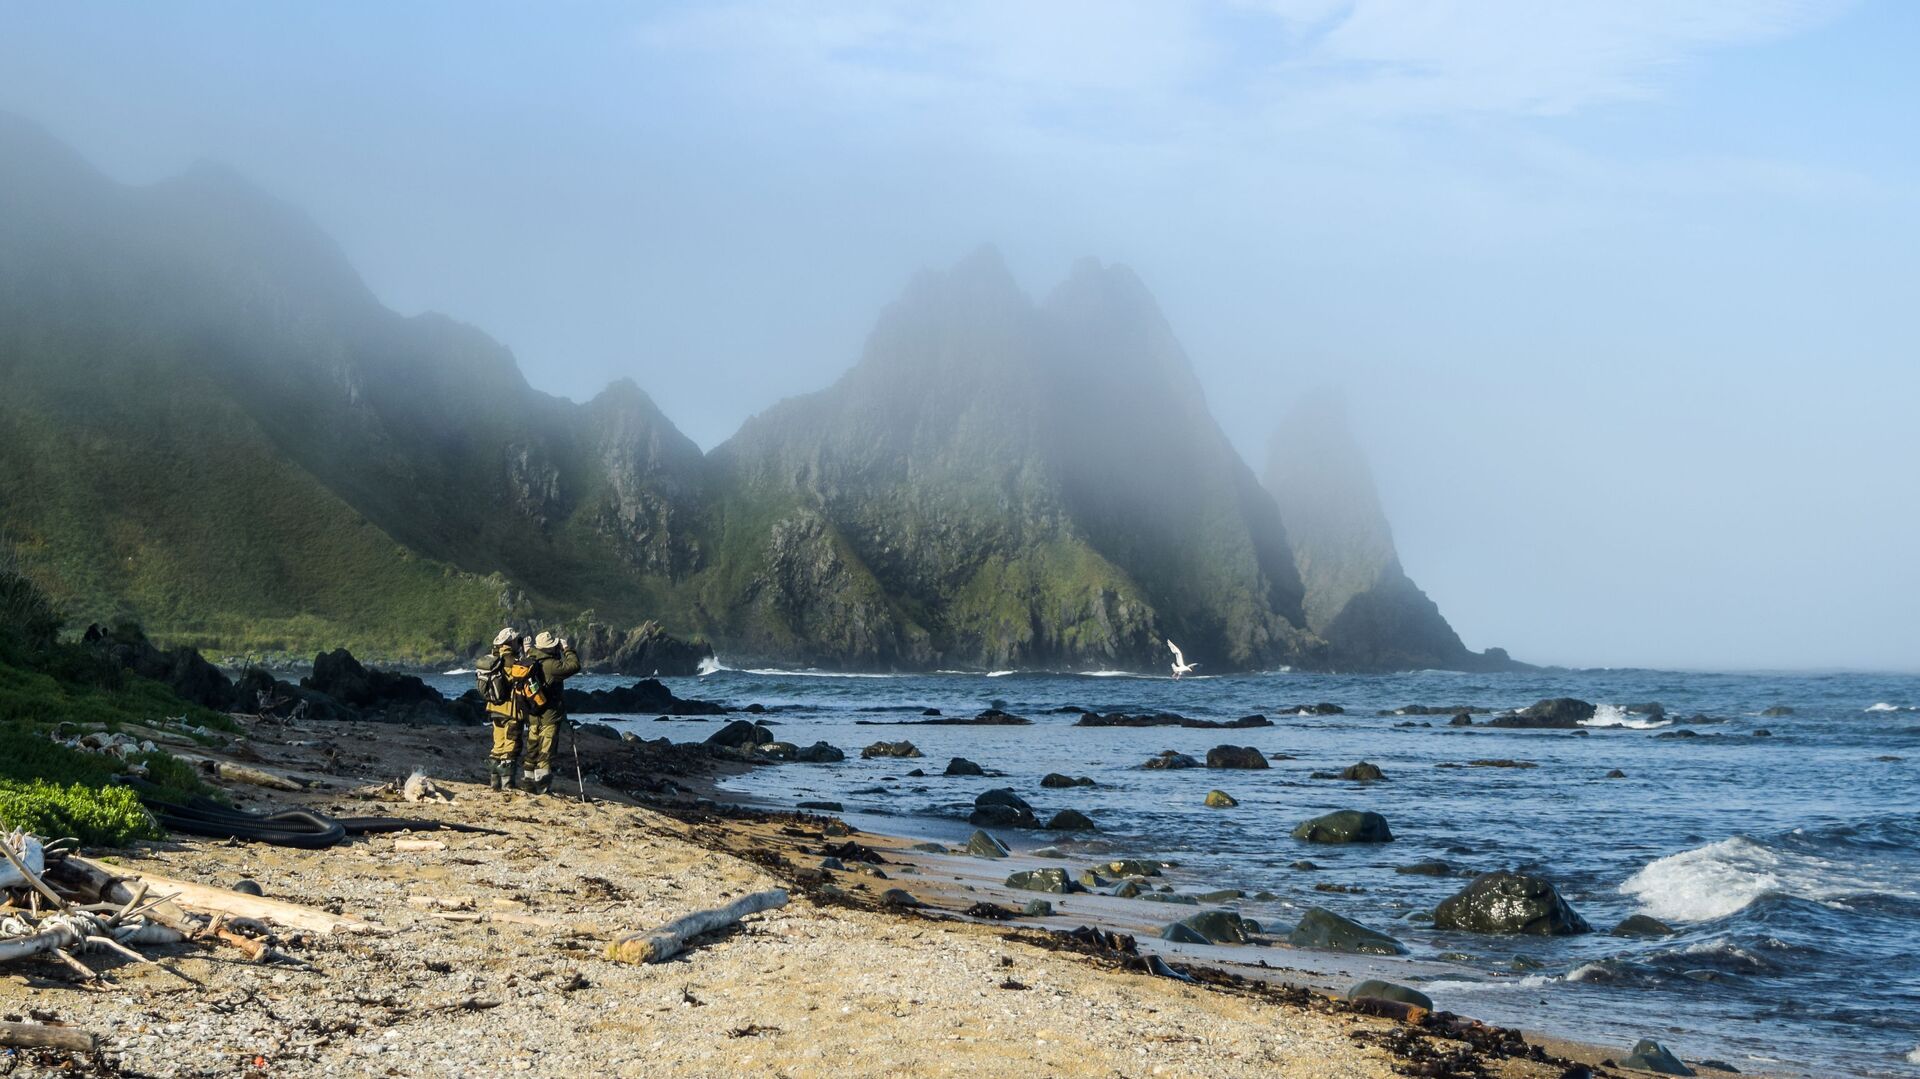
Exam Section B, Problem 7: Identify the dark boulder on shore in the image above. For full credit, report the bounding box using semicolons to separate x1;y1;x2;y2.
1164;910;1250;945
1040;773;1095;788
705;719;775;749
1346;980;1433;1011
1205;745;1269;769
1287;907;1406;955
965;830;1011;858
1291;810;1393;843
1621;1039;1695;1076
302;649;475;724
1005;868;1080;894
1433;871;1592;935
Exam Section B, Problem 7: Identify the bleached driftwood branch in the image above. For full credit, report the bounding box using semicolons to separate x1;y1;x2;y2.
605;889;788;965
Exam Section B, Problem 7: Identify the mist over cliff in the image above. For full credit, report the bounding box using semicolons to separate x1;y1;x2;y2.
0;115;1506;672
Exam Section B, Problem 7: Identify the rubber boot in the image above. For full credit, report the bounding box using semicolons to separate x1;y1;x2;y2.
487;761;506;791
530;774;553;797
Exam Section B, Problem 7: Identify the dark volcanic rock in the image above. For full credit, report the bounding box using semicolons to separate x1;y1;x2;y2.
1487;698;1595;729
1286;907;1406;955
875;708;1032;726
1005;868;1080;894
1620;1039;1695;1076
860;740;923;758
1040;773;1095;788
1605;768;1628;778
1346;979;1433;1011
1205;745;1269;769
1386;704;1489;716
1760;705;1795;717
705;719;775;749
566;677;725;716
1396;860;1453;876
970;788;1039;828
1204;789;1238;807
302;649;473;724
1449;712;1473;726
1433;871;1591;935
944;757;986;776
794;741;845;763
1043;809;1097;832
1167;910;1250;945
1077;712;1272;729
1339;761;1386;781
1142;750;1200;770
1610;914;1676;938
965;830;1010;858
1283;702;1345;715
1159;921;1209;944
573;621;712;677
1291;810;1393;843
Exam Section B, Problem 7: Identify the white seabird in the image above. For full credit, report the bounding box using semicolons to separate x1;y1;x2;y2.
1167;639;1198;680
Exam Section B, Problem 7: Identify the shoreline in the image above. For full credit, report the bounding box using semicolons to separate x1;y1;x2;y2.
3;712;1747;1077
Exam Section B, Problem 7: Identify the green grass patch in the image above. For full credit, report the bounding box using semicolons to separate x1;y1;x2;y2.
0;779;161;846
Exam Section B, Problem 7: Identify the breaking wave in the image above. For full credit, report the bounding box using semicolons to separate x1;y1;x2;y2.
1621;833;1920;923
1581;703;1671;729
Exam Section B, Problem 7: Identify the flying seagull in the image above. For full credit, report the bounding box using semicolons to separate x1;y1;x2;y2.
1167;639;1198;680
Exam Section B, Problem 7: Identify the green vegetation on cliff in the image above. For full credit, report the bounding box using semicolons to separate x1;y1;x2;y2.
0;114;1508;673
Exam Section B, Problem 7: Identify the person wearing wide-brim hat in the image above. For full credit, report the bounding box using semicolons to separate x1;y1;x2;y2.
516;630;581;795
475;627;528;791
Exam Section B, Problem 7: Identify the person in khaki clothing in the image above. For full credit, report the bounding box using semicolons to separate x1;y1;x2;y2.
476;627;529;791
517;630;581;795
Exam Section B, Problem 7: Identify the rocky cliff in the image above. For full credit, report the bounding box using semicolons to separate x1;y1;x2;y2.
0;115;1515;672
1263;395;1520;672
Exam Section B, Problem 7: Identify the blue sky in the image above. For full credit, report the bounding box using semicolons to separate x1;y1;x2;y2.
1;1;1915;669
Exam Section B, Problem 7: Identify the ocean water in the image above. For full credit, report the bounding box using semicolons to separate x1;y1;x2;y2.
425;666;1920;1076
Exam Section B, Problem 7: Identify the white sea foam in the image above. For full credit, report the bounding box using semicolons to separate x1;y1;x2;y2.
986;670;1015;677
1079;670;1134;678
1566;962;1616;983
1906;1044;1920;1065
1866;702;1910;712
1621;836;1920;922
696;657;726;676
1581;703;1669;729
441;667;475;676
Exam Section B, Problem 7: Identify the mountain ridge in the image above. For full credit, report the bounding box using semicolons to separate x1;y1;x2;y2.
0;115;1515;673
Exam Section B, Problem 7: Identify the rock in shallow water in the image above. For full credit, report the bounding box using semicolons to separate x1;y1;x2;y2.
1044;809;1097;832
1040;772;1094;788
1291;810;1394;844
860;740;922;758
1204;789;1238;807
1205;745;1269;769
1143;750;1200;770
944;757;985;776
1286;907;1407;955
1433;871;1591;935
1395;859;1452;876
1339;761;1387;781
1610;914;1676;938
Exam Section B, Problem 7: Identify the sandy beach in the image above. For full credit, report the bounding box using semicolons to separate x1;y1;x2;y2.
1;713;1700;1078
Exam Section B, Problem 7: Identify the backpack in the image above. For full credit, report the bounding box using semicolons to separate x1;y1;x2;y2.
511;657;548;710
475;654;512;707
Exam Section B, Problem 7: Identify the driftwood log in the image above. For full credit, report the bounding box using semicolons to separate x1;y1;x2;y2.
58;857;382;935
172;754;307;792
0;1020;97;1053
606;889;788;965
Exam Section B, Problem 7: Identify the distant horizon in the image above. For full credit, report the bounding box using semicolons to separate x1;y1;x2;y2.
3;2;1915;671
